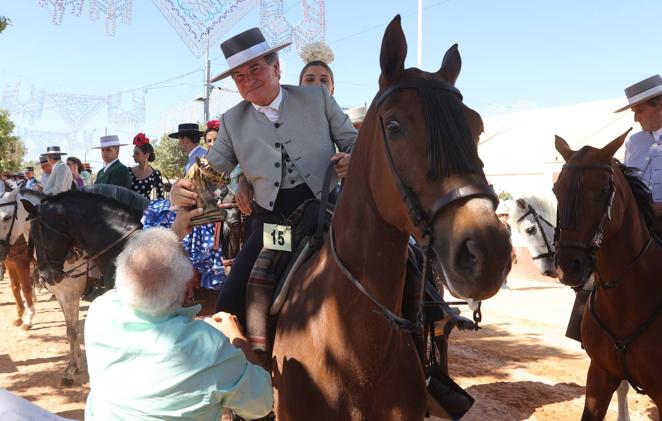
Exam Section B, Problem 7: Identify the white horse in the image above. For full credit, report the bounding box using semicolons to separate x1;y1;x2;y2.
0;188;35;329
511;193;631;421
1;188;91;385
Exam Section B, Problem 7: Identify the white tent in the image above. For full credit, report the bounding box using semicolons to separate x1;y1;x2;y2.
478;97;636;197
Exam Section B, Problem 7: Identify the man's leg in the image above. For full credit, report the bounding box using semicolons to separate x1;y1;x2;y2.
216;217;264;328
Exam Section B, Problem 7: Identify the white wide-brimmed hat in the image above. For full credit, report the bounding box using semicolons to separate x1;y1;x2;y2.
210;27;291;83
347;106;367;124
615;74;662;113
92;135;127;149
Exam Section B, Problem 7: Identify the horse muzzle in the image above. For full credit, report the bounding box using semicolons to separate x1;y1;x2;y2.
554;252;593;288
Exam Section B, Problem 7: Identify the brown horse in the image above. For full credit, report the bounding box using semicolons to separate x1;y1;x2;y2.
554;131;662;420
271;15;512;420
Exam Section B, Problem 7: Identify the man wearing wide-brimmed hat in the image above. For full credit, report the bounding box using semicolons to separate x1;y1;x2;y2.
171;27;356;326
617;75;662;207
24;166;38;190
169;123;207;174
93;135;131;188
37;146;73;195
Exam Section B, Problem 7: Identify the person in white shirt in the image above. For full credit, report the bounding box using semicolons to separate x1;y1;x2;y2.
38;146;72;195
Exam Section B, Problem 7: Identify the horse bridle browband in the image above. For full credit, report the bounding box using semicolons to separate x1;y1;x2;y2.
516;204;555;261
330;78;498;331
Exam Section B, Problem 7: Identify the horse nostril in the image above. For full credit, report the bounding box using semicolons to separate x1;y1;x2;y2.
543;269;556;277
456;239;479;273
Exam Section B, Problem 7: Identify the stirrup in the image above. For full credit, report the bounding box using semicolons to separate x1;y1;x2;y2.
425;364;474;420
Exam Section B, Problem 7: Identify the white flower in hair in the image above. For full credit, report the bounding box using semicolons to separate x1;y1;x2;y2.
299;42;335;64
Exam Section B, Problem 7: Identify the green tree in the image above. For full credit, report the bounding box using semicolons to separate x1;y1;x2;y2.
0;17;10;34
0;109;26;171
153;133;187;180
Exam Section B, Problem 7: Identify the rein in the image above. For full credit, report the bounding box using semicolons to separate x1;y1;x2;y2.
517;204;555;260
557;161;660;394
329;78;497;332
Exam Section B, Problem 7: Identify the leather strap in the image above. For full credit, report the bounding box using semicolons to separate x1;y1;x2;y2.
429;184;498;220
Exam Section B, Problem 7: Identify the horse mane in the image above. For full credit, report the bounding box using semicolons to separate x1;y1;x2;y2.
617;161;659;234
44;186;148;218
513;193;557;224
420;88;483;179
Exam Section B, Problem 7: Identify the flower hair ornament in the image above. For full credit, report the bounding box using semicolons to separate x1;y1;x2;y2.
133;132;150;146
207;120;220;130
299;41;334;64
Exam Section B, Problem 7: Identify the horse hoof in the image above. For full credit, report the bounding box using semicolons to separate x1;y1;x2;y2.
21;323;32;331
13;319;22;327
61;377;75;387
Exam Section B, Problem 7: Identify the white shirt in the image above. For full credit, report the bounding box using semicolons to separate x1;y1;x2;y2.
653;127;662;142
251;88;283;123
103;158;119;172
42;160;73;195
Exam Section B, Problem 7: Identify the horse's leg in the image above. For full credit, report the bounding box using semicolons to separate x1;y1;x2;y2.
615;380;630;421
19;262;35;330
7;264;25;326
49;276;87;385
581;361;621;421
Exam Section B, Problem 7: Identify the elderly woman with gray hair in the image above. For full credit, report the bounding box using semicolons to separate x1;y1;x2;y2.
84;225;273;420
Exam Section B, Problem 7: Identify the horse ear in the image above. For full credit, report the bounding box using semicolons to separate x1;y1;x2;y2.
21;199;39;218
438;43;461;85
554;135;573;161
516;198;527;210
602;128;632;158
379;15;407;84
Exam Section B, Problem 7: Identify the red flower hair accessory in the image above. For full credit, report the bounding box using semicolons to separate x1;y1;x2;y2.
207;120;220;130
133;132;149;146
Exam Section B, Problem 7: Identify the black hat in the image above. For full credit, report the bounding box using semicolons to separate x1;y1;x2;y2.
168;123;204;139
210;27;292;82
39;155;48;164
25;166;34;172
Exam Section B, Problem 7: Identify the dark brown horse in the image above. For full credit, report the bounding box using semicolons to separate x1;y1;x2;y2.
272;16;512;420
554;131;662;420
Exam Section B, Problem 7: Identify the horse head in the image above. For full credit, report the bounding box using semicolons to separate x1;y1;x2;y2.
553;129;631;287
21;196;73;285
511;197;558;277
0;189;30;261
357;15;512;300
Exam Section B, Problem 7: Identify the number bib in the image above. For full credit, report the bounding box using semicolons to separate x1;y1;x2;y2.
263;223;293;252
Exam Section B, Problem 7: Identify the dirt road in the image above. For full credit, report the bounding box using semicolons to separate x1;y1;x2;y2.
0;275;658;420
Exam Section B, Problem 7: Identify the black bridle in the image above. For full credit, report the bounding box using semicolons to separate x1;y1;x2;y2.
516;204;555;261
329;78;498;331
555;162;660;394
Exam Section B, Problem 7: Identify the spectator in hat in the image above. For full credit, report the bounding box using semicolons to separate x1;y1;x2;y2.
37;155;51;189
170;27;356;327
81;162;93;186
93;135;132;189
170;123;207;175
617;74;662;213
37;146;73;195
24;166;38;190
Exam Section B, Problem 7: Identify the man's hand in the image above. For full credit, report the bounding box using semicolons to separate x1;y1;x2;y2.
34;184;43;192
332;152;351;178
170;179;198;208
171;207;203;240
235;175;254;215
205;311;246;342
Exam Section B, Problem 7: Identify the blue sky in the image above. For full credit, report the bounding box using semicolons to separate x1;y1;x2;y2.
2;0;661;165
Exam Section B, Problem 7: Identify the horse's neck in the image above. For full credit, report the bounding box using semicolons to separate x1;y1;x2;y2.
332;177;409;311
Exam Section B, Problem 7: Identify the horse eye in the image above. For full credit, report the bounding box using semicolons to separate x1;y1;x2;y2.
525;226;537;235
2;215;10;222
386;120;401;134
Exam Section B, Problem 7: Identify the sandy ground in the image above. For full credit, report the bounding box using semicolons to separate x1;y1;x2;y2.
0;274;658;420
